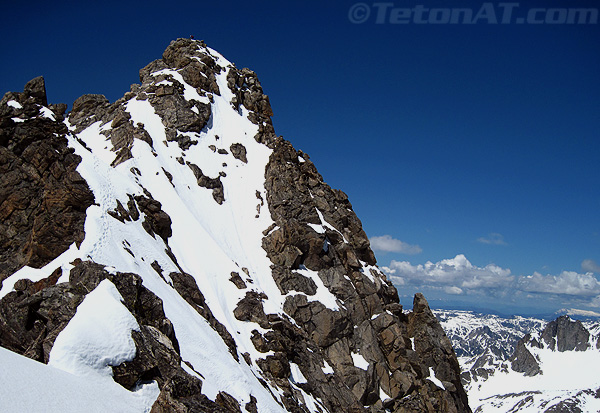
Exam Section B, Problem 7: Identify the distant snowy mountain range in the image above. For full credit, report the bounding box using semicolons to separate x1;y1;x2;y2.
436;309;600;412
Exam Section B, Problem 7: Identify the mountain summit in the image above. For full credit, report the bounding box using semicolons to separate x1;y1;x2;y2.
0;38;470;412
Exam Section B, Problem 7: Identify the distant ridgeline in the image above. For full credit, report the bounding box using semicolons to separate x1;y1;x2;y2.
437;310;600;412
0;39;471;412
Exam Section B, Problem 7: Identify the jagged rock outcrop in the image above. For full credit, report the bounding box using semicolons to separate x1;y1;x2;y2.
0;259;179;378
540;315;590;352
0;78;94;285
509;336;542;376
0;39;471;413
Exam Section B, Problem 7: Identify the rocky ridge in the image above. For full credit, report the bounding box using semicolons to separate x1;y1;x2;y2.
0;39;470;412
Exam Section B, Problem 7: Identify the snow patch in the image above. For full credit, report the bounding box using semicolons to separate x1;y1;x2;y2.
380;386;391;401
0;243;81;299
360;262;378;283
49;279;140;379
307;222;325;234
7;100;22;109
315;208;348;243
294;266;340;310
322;360;334;375
427;367;445;390
289;362;307;384
351;352;369;370
39;106;56;120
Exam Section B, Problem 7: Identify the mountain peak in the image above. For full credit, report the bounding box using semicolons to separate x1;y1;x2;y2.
0;39;470;412
539;315;590;352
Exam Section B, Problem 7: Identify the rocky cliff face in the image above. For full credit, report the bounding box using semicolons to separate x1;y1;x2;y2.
0;76;94;284
0;38;470;413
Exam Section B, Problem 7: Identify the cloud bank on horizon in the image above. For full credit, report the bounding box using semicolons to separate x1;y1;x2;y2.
371;235;600;312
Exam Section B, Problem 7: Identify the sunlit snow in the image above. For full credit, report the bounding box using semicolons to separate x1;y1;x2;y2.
49;279;139;378
0;347;158;413
351;352;369;370
426;367;445;390
7;100;22;108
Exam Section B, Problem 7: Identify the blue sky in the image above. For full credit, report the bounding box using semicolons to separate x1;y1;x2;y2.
1;0;599;315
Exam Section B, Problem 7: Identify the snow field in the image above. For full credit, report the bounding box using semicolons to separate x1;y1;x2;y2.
0;346;158;413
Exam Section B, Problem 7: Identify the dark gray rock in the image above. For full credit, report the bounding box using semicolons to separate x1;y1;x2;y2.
150;373;233;413
136;195;173;241
233;291;270;329
187;162;225;204
404;294;471;411
215;392;242;412
510;336;542;376
170;270;238;361
258;99;471;411
229;272;247;289
540;315;590;352
271;266;317;295
23;76;48;106
230;143;248;163
69;94;110;132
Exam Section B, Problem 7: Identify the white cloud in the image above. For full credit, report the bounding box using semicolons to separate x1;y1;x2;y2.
518;271;600;296
444;286;464;295
582;259;600;273
381;254;600;309
383;254;514;290
477;232;507;245
370;235;422;255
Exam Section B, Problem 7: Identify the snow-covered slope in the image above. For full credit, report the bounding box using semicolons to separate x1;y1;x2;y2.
436;310;600;412
1;42;288;411
0;345;158;413
0;39;471;412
